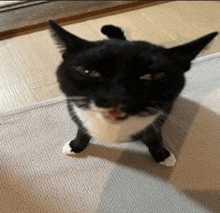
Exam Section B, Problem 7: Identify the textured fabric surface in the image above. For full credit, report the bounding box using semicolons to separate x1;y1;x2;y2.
1;53;220;213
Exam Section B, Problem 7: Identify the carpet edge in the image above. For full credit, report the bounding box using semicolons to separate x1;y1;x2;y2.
1;96;66;118
1;52;220;117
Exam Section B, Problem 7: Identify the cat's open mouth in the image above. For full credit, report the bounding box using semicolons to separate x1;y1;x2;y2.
103;106;128;121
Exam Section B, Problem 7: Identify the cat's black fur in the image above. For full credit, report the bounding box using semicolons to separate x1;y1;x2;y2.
49;20;218;166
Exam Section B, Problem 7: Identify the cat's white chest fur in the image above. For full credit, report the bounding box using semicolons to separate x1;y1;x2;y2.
72;103;158;142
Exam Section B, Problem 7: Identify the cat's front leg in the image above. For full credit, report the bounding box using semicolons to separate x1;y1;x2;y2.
135;125;176;167
63;128;91;155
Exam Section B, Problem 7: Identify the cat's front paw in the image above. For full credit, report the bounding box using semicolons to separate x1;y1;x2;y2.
159;152;176;167
62;140;85;155
62;141;75;155
149;147;176;167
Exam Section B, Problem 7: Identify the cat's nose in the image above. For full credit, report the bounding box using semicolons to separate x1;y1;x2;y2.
108;84;130;100
109;84;126;97
95;84;130;108
95;98;127;108
109;98;129;107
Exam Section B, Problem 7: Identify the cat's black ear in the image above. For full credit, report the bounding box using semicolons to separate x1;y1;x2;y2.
169;32;218;62
49;20;91;56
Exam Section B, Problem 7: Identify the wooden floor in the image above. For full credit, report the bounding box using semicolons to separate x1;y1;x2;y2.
1;1;220;112
0;1;20;6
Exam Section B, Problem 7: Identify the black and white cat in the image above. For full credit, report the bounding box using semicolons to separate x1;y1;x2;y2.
49;20;218;166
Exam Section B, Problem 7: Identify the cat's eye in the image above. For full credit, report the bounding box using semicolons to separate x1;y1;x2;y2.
76;66;101;78
139;74;152;80
139;72;164;81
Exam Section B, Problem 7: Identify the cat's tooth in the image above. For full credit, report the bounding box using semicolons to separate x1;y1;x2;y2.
96;113;104;120
117;112;126;118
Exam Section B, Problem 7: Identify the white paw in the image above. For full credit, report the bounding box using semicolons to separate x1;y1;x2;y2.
62;141;75;155
159;152;176;167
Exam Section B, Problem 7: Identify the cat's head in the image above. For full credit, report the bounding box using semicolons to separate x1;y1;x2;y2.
49;21;218;120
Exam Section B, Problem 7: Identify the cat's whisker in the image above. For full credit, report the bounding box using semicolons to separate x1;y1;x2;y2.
66;96;88;101
90;108;112;114
75;104;88;108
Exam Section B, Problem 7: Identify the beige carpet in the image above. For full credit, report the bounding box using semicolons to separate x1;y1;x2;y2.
1;53;220;213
